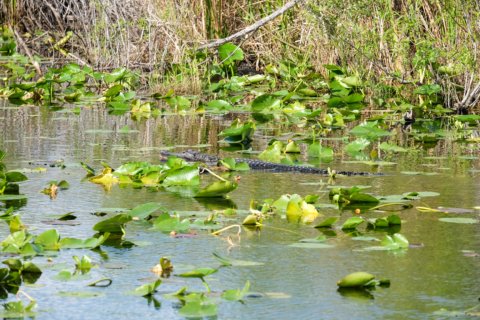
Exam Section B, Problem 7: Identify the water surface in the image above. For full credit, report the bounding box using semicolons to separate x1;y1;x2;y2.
1;102;479;319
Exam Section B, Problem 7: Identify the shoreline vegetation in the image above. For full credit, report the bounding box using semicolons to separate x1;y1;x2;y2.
1;0;479;113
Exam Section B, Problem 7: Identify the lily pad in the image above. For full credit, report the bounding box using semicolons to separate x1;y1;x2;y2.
178;267;217;279
57;291;105;298
221;280;250;301
194;180;238;198
212;252;263;267
438;218;478;224
128;202;163;219
133;279;162;297
179;300;217;318
314;217;339;228
341;217;365;230
93;214;133;234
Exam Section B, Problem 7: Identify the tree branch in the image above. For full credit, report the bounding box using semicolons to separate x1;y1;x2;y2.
197;0;304;50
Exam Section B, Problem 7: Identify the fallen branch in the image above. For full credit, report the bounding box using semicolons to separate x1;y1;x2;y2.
198;0;304;50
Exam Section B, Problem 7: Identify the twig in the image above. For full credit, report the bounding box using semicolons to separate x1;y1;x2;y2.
201;167;227;182
211;224;242;236
198;0;304;50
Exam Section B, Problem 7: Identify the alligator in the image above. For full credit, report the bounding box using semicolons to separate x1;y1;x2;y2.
160;150;382;176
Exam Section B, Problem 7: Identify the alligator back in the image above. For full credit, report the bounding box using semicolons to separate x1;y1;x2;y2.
234;158;329;174
160;150;380;176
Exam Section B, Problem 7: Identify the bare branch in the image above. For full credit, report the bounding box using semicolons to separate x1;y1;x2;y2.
197;0;304;50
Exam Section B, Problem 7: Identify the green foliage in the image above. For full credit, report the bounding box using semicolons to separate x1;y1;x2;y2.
218;158;250;171
194;180;238;198
218;119;255;145
329;186;379;205
0;150;27;199
133;279;162;297
221;281;250;301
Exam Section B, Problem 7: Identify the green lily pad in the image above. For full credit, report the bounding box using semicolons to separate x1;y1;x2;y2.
212;252;263;266
194;180;238;198
251;94;281;113
57;291;105;298
314;217;339;228
308;142;334;161
34;229;60;250
341;217;365;230
133;279;162;296
0;194;27;201
438;217;478;224
179;300;217;318
152;213;190;232
178;267;217;278
93;213;133;234
221;281;250;301
128;202;163;219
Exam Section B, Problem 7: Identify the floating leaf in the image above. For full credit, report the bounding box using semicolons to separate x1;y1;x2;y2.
212;252;264;267
286;200;302;223
5;171;28;182
289;240;334;249
178;268;217;279
133;279;162;297
387;214;401;225
57;212;76;221
219;119;255;144
350;121;392;140
152;213;190;233
345;138;370;157
242;214;259;225
0;300;36;318
59;233;109;249
341;217;365;230
128;202;163;219
379;142;407;153
251;94;281;113
194;180;238;198
218;158;250;171
93;214;132;234
57;291;104;298
300;201;320;224
393;233;409;248
221;281;250;301
337;272;375;288
34;229;60;250
315;217;339;228
308;142;334;160
163;166;199;186
284;140;301;153
179;299;217;318
438;218;478;224
349;192;379;203
73;255;93;273
205;99;232;111
0;194;27;201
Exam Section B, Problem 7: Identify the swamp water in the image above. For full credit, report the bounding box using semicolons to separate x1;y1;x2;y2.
0;102;479;319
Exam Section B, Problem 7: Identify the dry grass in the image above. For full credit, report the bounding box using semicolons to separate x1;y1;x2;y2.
2;0;480;109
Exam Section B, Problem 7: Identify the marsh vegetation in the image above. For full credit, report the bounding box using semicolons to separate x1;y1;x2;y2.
0;1;479;319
